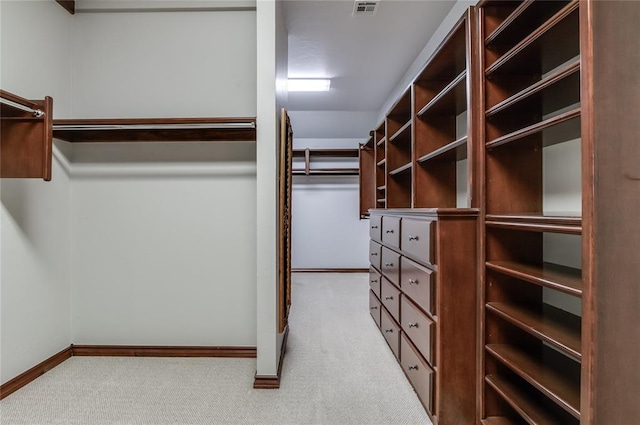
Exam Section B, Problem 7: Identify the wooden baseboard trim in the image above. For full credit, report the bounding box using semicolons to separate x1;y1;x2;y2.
292;268;369;273
253;325;289;389
71;345;257;358
0;346;72;400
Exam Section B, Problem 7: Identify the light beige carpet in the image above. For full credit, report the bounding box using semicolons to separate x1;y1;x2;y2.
0;273;431;425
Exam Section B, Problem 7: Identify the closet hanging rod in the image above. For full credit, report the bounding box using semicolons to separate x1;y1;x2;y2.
0;97;45;118
52;122;255;131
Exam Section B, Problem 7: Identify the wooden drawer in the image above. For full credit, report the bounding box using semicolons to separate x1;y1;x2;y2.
401;296;435;366
369;291;381;329
369;240;382;271
380;277;401;322
369;267;381;298
401;256;435;316
381;246;400;286
381;306;400;359
382;216;401;249
401;333;435;415
369;215;382;241
401;218;435;265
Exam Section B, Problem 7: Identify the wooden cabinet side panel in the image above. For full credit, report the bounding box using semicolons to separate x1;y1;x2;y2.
435;216;479;425
581;1;640;423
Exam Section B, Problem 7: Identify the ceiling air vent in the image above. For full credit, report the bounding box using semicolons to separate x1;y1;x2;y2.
353;1;379;16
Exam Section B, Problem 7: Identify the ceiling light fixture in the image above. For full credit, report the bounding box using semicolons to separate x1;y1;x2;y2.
287;79;331;92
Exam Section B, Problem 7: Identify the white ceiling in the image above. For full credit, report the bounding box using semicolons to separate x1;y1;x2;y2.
283;0;456;112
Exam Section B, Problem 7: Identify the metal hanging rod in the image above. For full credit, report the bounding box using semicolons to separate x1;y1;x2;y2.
52;122;255;131
0;97;45;118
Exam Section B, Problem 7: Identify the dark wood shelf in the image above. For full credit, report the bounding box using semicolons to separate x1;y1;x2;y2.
416;136;467;164
377;137;386;147
388;120;412;143
486;58;580;118
377;185;386;191
377;198;386;204
293;168;358;176
486;260;582;297
486;344;580;419
53;117;256;142
485;0;571;50
389;162;412;176
1;90;53;180
481;417;523;425
485;214;582;235
486;1;579;77
377;158;386;167
416;71;467;117
486;301;581;359
486;107;581;149
486;374;576;424
485;0;535;45
292;148;359;158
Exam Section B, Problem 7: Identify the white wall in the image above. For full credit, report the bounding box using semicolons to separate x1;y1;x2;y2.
67;8;258;345
255;0;288;378
287;111;376;269
68;153;257;345
72;9;257;118
0;1;74;384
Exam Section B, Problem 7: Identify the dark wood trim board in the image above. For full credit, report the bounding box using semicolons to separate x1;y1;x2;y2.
253;326;289;389
0;344;257;399
0;346;72;400
55;0;75;14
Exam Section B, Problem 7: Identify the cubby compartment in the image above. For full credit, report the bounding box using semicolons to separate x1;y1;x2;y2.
387;168;412;208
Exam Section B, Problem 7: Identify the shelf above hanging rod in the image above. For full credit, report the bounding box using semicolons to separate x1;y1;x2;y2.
0;90;46;118
52;117;256;143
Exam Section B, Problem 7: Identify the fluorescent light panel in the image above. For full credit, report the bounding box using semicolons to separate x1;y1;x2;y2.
288;79;330;92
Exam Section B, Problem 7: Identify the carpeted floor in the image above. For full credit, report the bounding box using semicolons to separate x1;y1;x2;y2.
0;273;431;425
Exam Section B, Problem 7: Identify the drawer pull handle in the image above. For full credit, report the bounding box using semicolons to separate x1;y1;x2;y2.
384;296;393;300
385;229;394;234
385;263;393;267
408;235;419;241
371;253;378;256
408;279;419;285
370;306;378;310
384;329;394;333
371;225;379;229
407;365;419;371
408;323;419;329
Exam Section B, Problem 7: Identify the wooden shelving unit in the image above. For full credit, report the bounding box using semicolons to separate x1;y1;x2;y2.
359;133;376;218
1;90;53;181
360;1;640;423
292;148;359;176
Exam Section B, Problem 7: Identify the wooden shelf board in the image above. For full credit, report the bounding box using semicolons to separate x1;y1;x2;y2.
376;137;386;147
481;417;522;425
485;0;536;45
486;261;582;297
377;158;386;167
292;148;359;158
389;162;412;176
377;185;386;191
416;70;467;118
376;198;386;204
486;344;580;419
293;168;358;176
486;302;581;359
416;136;468;164
486;107;581;150
486;59;580;118
485;213;582;235
486;1;579;77
0;89;43;113
388;120;412;143
53;117;256;143
486;374;572;425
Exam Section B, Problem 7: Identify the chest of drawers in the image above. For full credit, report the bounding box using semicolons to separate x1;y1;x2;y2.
367;209;478;424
